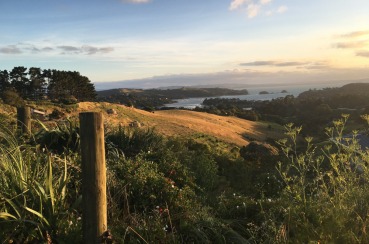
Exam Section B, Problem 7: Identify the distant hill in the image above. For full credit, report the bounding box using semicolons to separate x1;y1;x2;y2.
297;83;369;109
97;87;249;99
299;83;369;98
96;87;249;109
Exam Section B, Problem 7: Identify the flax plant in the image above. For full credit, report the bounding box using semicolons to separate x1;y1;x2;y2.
0;121;81;243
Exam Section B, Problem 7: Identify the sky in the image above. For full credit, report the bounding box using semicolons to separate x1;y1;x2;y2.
1;0;369;89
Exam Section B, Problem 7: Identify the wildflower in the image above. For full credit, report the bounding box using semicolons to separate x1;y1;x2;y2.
163;225;169;231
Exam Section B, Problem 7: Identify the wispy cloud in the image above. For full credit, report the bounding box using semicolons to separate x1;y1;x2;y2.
58;45;114;55
0;45;22;54
121;0;151;4
356;50;369;58
229;0;287;18
334;41;369;49
276;5;288;14
229;0;250;11
247;4;260;18
333;30;369;59
0;43;114;55
341;30;369;38
240;60;307;67
240;60;330;69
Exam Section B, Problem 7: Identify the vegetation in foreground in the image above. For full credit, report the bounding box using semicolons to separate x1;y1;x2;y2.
1;110;369;243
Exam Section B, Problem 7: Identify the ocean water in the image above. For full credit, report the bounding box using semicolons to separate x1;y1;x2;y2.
163;82;345;109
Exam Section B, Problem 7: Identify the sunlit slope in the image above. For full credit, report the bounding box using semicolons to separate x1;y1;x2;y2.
77;102;283;146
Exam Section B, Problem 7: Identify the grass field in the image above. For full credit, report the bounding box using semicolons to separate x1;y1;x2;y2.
76;102;284;146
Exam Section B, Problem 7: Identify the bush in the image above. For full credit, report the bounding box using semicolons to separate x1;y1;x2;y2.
258;116;369;243
1;88;25;107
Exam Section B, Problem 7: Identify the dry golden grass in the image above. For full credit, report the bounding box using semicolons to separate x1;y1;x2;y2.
76;102;284;146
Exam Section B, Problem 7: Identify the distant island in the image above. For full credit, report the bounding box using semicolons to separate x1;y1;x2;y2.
259;91;270;94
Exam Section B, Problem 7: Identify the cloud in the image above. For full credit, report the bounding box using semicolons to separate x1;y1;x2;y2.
333;30;369;57
229;0;287;18
240;61;277;66
82;46;115;55
229;0;250;11
240;60;308;67
121;0;151;3
58;46;80;54
341;30;369;39
275;61;307;67
356;50;369;58
239;60;331;70
334;41;368;49
334;41;369;49
57;45;114;55
276;5;288;13
42;47;54;52
247;4;260;18
0;45;22;54
260;0;271;5
0;43;114;55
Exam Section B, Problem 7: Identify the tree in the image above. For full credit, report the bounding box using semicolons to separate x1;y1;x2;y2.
10;66;29;98
47;70;96;101
28;67;45;100
0;70;10;92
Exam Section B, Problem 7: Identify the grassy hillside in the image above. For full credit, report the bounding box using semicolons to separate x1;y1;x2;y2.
75;102;284;147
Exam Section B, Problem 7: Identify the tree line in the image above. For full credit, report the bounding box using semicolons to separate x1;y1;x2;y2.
0;66;96;104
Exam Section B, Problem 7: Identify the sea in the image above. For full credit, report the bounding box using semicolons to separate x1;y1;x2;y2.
163;82;348;109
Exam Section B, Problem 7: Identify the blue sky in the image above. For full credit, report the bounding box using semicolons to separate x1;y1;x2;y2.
1;0;369;88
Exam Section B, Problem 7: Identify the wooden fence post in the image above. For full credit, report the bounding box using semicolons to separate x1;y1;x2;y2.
79;112;107;243
17;106;31;134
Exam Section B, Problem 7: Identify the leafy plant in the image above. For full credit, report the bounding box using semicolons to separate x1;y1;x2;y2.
0;123;81;243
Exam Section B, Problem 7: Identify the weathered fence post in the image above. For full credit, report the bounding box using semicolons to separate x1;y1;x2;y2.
17;106;31;134
79;112;107;243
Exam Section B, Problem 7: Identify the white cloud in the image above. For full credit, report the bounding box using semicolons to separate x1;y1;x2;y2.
230;0;287;19
341;30;369;39
229;0;249;11
276;5;288;13
260;0;272;5
247;4;260;18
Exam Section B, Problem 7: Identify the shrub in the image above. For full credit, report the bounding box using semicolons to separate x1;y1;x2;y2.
1;88;25;107
258;116;369;243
